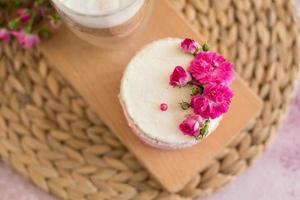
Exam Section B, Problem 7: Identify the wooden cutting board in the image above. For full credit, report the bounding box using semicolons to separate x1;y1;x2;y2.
41;0;263;192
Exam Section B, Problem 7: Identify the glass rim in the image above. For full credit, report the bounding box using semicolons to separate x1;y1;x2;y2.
50;0;143;18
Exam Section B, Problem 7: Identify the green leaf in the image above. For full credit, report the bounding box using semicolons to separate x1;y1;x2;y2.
191;87;199;95
191;86;204;95
197;119;210;140
200;124;209;136
8;18;20;29
202;43;209;51
179;101;190;110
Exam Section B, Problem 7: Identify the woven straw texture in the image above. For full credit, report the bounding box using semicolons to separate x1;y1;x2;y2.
0;0;299;199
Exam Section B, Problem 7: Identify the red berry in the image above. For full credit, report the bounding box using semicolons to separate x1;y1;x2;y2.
160;103;168;111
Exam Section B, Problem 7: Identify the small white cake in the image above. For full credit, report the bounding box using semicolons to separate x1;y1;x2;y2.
120;38;222;149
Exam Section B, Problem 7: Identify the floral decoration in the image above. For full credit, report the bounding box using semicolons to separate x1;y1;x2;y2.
189;51;235;85
169;38;235;139
0;0;61;48
191;84;234;119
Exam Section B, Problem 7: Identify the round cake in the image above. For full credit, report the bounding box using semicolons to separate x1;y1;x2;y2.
120;38;234;149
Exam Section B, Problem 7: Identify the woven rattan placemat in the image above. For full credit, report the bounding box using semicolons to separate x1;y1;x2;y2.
0;0;299;199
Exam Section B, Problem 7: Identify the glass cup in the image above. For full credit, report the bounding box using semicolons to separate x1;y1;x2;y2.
50;0;153;48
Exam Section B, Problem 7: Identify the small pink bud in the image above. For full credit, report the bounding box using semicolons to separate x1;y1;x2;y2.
160;103;168;111
180;38;199;54
179;115;203;137
169;66;191;87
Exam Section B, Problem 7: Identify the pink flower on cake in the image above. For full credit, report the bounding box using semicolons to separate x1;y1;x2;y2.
169;66;191;87
12;31;40;49
0;29;11;42
179;115;203;136
191;84;234;119
181;38;199;54
189;51;235;85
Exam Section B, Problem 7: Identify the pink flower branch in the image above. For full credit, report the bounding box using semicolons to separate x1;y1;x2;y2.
169;38;236;139
0;0;60;48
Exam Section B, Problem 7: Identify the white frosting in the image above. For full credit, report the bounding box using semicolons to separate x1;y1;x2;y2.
52;0;144;28
120;38;222;149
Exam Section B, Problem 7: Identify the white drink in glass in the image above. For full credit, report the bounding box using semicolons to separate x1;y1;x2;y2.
50;0;152;48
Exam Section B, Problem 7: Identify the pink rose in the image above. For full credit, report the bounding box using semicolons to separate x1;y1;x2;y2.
188;51;235;85
12;31;40;49
179;115;203;136
0;29;11;42
191;84;234;119
16;9;31;23
181;38;199;54
169;66;191;87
